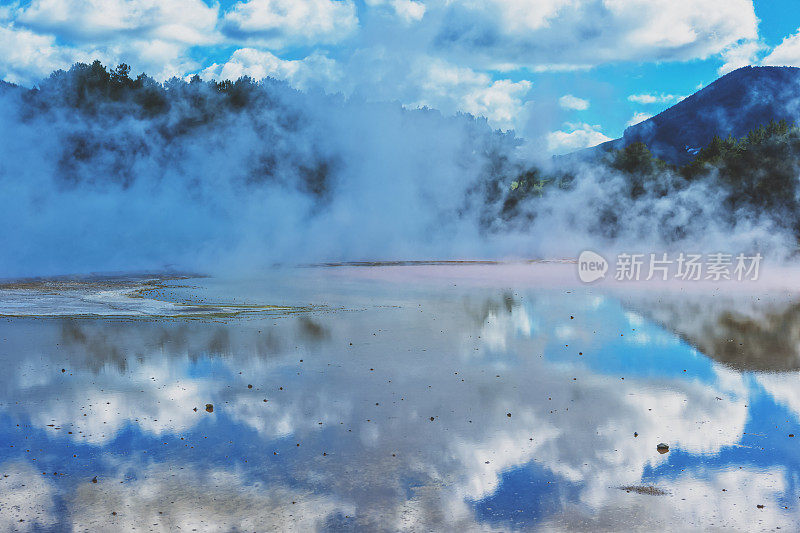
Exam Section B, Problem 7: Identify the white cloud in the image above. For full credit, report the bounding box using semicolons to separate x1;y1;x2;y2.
718;39;767;74
200;48;342;91
627;93;685;105
626;111;653;127
1;0;221;82
17;0;219;45
434;0;758;70
460;78;532;130
500;0;571;32
340;50;534;131
0;23;96;85
546;122;611;154
558;94;589;110
115;39;204;80
366;0;426;23
391;0;426;23
409;58;532;130
0;0;356;85
0;0;765;142
222;0;358;48
763;27;800;67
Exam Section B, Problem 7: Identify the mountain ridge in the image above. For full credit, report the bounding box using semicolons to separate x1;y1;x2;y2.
592;66;800;164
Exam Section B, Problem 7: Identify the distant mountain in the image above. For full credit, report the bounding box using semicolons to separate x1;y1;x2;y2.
596;66;800;165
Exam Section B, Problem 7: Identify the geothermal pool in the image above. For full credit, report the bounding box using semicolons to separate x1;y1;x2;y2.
0;265;799;531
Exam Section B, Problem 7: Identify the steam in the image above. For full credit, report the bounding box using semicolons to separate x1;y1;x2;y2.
0;64;796;277
505;161;795;261
0;72;534;277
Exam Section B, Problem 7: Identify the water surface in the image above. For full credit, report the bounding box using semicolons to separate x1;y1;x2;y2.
0;265;798;531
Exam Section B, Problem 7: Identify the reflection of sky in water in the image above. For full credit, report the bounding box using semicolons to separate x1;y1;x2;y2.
0;272;799;531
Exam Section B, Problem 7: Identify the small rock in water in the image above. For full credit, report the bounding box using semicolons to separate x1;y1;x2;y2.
757;504;765;509
657;443;669;454
205;404;214;413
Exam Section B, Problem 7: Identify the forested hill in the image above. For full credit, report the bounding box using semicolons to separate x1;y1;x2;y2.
597;66;800;165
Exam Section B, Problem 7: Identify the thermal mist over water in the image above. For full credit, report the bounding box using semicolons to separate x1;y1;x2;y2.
0;66;795;277
0;74;523;277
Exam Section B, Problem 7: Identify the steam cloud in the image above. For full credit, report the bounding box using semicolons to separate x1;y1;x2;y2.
0;63;795;277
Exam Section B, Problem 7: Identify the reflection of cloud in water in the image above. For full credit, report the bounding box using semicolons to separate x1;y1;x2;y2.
67;464;355;532
0;282;798;530
756;373;800;422
0;461;57;531
541;467;794;531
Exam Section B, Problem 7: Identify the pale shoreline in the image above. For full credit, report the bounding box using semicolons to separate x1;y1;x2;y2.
320;260;800;293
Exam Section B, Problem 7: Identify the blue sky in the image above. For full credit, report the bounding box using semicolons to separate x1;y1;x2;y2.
1;0;799;153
